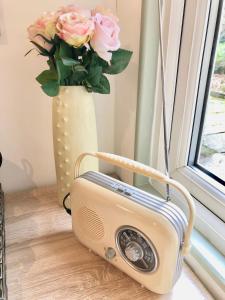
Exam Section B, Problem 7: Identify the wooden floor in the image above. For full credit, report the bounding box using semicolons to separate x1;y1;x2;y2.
5;185;213;300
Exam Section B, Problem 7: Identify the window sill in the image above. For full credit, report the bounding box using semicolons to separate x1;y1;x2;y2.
170;166;225;255
187;229;225;299
138;183;225;299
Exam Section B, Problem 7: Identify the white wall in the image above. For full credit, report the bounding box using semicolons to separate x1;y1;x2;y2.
0;0;143;193
0;0;116;192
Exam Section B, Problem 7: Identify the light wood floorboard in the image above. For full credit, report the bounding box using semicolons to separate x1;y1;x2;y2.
5;186;213;300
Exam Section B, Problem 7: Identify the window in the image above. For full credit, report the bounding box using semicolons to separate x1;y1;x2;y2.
190;1;225;186
150;0;225;253
148;0;225;297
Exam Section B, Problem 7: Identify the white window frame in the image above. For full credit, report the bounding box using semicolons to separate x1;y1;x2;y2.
146;0;225;297
150;0;225;256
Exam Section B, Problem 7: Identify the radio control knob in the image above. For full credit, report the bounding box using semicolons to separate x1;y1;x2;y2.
105;247;116;260
125;242;144;262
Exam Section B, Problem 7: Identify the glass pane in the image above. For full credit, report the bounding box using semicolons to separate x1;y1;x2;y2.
198;6;225;182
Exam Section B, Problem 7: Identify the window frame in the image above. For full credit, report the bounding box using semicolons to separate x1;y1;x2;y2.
189;0;225;187
150;0;225;255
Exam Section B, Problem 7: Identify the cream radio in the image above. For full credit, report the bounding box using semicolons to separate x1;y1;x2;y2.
70;152;195;294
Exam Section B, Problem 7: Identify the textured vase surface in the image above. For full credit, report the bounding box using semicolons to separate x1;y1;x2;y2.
52;86;98;205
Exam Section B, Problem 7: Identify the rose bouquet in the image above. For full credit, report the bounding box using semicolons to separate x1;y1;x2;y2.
26;4;132;96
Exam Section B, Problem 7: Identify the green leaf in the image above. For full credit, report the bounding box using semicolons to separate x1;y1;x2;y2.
59;40;73;58
83;80;92;88
73;65;87;73
83;51;93;67
30;41;50;56
41;81;59;96
104;49;132;74
71;71;87;84
87;65;102;86
85;52;103;86
85;86;93;93
36;69;58;85
53;45;60;60
87;52;108;68
83;80;93;92
52;35;61;44
96;55;109;69
92;75;110;94
56;59;72;83
47;58;56;71
62;57;80;66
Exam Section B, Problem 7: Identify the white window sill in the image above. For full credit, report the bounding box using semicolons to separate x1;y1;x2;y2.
187;229;225;299
138;183;225;299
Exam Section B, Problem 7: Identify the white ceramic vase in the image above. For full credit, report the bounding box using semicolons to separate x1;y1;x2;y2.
52;86;98;205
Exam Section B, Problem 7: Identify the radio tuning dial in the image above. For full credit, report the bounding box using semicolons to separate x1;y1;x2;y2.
116;227;158;272
125;242;144;262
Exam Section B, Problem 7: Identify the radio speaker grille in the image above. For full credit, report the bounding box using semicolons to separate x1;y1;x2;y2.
76;207;104;240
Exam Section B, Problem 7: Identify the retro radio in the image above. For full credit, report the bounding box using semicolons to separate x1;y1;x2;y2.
70;152;195;294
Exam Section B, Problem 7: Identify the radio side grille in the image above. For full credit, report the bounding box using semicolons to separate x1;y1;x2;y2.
76;207;104;240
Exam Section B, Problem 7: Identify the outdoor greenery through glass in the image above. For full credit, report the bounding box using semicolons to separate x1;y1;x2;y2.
198;4;225;183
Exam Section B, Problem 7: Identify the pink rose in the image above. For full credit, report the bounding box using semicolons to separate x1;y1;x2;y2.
92;5;118;22
27;12;57;51
56;12;94;48
90;13;120;62
57;4;91;18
